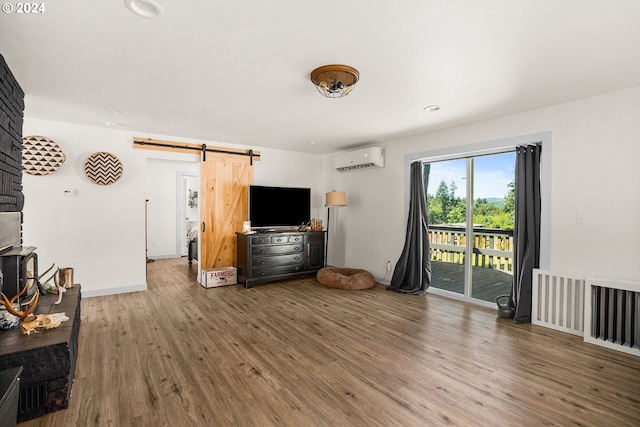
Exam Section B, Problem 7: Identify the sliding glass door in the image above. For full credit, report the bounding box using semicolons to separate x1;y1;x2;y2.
424;152;515;304
424;158;467;296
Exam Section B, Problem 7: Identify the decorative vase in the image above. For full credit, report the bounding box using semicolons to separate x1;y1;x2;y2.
59;268;74;289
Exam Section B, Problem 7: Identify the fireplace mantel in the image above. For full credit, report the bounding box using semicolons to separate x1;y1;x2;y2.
0;286;81;422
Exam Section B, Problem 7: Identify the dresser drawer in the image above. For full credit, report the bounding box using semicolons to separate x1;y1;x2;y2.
250;235;272;245
270;235;292;244
252;253;304;268
288;234;304;243
250;234;305;245
252;243;303;256
252;264;304;277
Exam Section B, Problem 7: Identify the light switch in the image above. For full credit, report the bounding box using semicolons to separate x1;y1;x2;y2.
62;189;76;197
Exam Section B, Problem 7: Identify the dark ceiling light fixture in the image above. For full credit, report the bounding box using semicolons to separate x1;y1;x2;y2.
310;64;360;98
125;0;164;18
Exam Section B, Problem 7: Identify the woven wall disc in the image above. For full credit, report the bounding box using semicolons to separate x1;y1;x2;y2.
84;152;123;185
22;135;66;176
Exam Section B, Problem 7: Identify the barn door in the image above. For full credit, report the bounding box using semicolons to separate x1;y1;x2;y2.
200;153;254;269
132;137;258;270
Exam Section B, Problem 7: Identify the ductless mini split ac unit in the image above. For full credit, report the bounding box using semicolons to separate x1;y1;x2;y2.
334;147;384;172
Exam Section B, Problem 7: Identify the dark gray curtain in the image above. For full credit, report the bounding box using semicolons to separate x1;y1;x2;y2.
510;144;541;323
389;161;431;295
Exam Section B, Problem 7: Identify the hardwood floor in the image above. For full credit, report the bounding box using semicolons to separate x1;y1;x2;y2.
19;258;640;426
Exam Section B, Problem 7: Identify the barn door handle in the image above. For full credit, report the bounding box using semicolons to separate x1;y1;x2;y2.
201;222;206;232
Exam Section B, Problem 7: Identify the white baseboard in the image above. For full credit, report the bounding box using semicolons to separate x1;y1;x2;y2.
147;254;181;260
81;283;147;298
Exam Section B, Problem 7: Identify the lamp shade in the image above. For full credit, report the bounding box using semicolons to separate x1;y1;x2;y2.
325;191;347;207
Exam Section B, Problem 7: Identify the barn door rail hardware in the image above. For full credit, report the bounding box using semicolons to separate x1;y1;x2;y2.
133;137;260;164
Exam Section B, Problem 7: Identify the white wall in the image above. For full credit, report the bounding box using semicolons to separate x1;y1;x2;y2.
253;148;325;221
23;86;639;297
22;120;150;297
22;118;323;296
326;86;640;283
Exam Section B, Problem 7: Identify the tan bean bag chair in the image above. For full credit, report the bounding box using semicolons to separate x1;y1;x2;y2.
316;267;376;290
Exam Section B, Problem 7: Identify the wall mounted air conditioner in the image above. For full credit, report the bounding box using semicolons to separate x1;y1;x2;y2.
335;147;384;172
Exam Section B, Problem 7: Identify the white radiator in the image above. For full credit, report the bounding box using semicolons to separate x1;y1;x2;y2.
531;269;587;336
584;278;640;357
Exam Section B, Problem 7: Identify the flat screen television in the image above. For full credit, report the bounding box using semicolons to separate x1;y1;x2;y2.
249;185;310;229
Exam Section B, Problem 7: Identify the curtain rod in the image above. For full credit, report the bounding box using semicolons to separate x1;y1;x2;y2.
133;139;260;163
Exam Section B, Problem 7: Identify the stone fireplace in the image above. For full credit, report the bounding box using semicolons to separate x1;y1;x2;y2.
0;52;28;309
0;53;25;214
0;52;81;423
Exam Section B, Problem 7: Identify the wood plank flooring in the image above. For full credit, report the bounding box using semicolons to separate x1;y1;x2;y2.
18;258;640;426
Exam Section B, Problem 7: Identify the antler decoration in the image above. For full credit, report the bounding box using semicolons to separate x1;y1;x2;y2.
0;283;40;320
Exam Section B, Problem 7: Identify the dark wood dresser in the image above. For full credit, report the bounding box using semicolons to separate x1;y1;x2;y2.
236;231;325;287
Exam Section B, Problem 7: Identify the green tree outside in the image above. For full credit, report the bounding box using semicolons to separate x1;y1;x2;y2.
426;179;515;230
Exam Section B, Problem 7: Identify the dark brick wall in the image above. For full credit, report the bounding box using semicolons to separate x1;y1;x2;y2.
0;53;25;213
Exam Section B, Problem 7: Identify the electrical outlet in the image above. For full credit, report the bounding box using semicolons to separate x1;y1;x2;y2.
387;261;392;272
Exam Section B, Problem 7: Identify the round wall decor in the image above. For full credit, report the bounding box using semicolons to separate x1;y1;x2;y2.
84;152;123;185
22;135;66;176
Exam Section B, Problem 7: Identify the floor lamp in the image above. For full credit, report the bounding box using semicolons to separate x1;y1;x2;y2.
325;191;347;266
145;199;154;263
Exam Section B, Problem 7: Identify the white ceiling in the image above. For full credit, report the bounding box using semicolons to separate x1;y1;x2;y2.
1;0;640;154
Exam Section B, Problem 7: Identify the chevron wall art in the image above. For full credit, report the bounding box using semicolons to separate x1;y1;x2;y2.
22;135;67;176
84;152;123;185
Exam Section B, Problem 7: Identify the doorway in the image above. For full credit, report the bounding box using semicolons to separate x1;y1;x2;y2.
177;173;199;257
145;158;199;260
424;151;515;305
140;140;259;281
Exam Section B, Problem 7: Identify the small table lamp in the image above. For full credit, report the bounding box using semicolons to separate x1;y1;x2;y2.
325;191;347;265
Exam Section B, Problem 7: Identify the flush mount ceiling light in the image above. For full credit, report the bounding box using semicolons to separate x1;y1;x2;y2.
125;0;164;18
310;64;359;98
